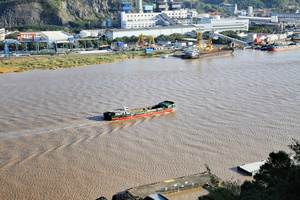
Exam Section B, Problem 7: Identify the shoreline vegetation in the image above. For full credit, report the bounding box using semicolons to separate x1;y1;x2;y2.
0;50;174;74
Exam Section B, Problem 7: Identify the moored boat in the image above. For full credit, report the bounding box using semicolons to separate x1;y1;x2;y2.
267;43;300;51
181;47;234;59
103;101;175;121
179;31;234;59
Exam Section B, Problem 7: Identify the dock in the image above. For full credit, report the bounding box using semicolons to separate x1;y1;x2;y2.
237;160;266;176
112;172;212;200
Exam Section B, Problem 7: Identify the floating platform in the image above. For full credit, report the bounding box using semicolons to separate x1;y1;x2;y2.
237;160;266;176
112;172;212;200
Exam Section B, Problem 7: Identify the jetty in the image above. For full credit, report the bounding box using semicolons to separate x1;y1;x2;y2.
112;172;213;200
237;160;266;176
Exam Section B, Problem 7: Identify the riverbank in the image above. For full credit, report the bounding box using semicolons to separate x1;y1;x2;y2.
0;50;174;74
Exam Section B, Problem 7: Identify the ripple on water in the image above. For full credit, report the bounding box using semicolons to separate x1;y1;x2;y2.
0;50;300;199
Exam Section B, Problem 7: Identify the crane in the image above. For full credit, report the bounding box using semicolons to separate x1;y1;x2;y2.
136;34;146;46
136;34;156;47
205;31;215;51
195;31;204;52
254;28;264;45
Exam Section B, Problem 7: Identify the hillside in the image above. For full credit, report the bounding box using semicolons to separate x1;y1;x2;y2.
0;0;116;28
0;0;298;28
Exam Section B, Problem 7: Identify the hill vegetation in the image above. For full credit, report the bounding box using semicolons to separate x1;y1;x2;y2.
199;139;300;200
0;0;299;29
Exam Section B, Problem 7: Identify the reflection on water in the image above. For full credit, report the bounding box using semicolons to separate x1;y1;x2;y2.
0;49;300;199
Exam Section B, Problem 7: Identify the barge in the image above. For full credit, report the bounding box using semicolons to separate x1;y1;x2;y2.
181;48;234;59
103;101;175;121
267;43;300;51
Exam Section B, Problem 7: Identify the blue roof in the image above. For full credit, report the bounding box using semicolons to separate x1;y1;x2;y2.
119;2;132;4
122;6;132;10
143;5;153;10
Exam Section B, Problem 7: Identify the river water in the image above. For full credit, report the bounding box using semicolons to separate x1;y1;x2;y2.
1;49;300;199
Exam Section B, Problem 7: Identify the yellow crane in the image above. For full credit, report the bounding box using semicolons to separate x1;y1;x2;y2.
195;31;205;52
205;31;215;51
136;34;156;47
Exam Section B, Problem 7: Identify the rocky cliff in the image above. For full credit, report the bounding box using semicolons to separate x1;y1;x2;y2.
0;0;114;27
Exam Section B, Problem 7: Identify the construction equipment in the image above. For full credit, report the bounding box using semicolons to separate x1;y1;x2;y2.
205;31;215;51
136;34;156;47
194;32;204;52
136;34;146;46
254;28;264;45
3;39;20;59
115;42;129;54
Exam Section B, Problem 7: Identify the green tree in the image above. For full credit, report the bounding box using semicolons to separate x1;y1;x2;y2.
199;139;300;200
5;32;19;40
199;187;238;200
289;138;300;161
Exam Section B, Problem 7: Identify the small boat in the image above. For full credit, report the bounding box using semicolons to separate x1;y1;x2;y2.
254;46;261;50
267;43;300;51
103;101;175;121
161;54;168;58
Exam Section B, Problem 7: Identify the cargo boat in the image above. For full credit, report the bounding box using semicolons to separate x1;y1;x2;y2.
180;31;234;59
103;101;175;120
267;43;300;51
181;48;234;59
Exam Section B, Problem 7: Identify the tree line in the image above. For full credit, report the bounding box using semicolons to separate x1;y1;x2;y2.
199;139;300;200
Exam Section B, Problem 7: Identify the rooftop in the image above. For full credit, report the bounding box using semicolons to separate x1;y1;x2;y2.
237;160;266;176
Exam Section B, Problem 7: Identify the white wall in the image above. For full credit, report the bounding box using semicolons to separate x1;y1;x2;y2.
0;28;5;41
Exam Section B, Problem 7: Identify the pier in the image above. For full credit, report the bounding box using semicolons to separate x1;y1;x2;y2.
112;172;213;200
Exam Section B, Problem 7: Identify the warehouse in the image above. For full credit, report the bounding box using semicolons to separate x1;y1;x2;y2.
106;18;249;40
105;25;195;40
41;31;74;43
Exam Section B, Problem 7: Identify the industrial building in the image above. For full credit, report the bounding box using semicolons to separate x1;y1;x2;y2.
198;17;249;32
115;0;248;40
0;28;5;41
119;9;197;29
106;25;195;40
106;17;249;40
273;13;300;19
118;0;197;29
17;32;41;42
40;31;74;43
237;15;278;24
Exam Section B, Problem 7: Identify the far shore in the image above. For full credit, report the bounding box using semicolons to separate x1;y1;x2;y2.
0;50;175;74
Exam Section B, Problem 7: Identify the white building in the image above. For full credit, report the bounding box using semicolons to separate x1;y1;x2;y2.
79;29;106;38
237;16;276;24
106;25;195;40
106;18;249;40
119;9;197;29
274;13;300;19
197;17;249;33
0;28;5;41
41;31;74;43
248;6;253;17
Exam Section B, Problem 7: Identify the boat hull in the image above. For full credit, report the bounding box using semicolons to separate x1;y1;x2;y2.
267;44;300;51
103;101;175;121
181;49;233;59
110;107;174;121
